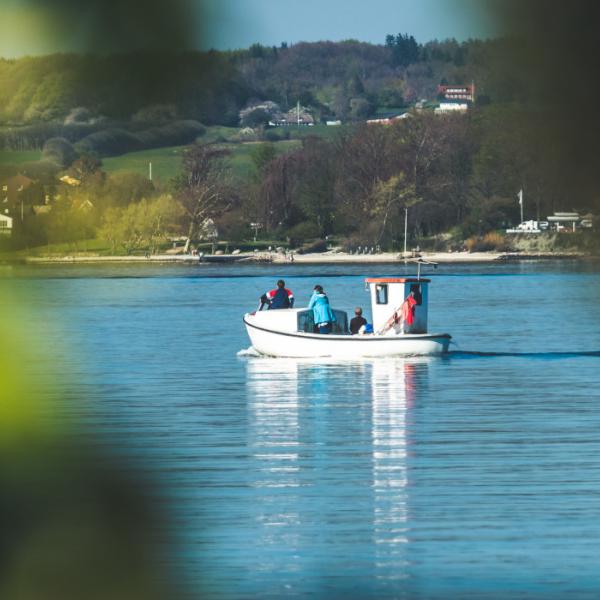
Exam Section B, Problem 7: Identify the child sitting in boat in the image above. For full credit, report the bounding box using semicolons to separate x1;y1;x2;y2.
308;285;336;334
350;307;367;334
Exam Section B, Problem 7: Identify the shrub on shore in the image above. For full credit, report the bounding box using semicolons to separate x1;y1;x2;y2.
465;232;512;252
297;239;327;254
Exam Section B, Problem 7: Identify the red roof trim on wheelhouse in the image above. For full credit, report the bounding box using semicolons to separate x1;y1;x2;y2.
364;278;430;284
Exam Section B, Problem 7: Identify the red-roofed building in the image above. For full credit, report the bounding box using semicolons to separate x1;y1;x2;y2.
437;84;476;103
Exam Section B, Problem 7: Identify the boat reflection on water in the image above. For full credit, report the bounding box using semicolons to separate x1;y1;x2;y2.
243;356;432;595
370;357;431;586
246;358;302;490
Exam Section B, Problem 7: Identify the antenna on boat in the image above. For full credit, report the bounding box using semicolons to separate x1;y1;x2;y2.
404;257;438;280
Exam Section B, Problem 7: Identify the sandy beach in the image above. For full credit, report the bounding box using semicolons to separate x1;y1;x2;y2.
17;250;586;265
283;251;503;263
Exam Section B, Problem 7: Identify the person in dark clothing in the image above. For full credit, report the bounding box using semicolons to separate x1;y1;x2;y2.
260;279;295;310
349;307;367;334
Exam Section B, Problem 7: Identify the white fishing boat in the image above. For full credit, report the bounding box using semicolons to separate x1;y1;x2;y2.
243;271;451;358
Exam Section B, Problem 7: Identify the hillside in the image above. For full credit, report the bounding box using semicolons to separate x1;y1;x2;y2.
0;37;513;136
1;36;598;257
101;139;302;182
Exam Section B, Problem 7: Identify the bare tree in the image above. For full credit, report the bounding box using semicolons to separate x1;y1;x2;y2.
371;173;419;245
175;144;233;253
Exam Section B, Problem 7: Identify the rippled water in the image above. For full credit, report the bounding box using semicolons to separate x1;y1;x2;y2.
4;261;600;598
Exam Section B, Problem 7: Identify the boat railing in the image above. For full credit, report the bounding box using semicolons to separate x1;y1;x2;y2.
377;305;404;335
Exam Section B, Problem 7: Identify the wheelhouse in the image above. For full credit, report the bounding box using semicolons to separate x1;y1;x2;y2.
365;278;430;333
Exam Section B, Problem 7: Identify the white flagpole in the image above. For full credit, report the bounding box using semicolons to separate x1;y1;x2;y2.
518;189;524;223
403;207;408;260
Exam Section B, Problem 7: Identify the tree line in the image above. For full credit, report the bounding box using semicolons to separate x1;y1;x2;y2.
3;103;599;254
0;36;522;137
239;106;586;249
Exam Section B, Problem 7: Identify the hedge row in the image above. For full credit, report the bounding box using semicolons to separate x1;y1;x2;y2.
75;120;206;157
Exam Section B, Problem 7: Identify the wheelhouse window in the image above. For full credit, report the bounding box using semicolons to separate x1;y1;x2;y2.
297;310;314;332
375;284;388;304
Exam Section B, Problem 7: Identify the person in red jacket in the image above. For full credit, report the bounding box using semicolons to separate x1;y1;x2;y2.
400;289;418;332
260;279;294;310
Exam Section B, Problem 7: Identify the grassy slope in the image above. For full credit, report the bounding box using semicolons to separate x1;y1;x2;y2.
102;146;187;181
0;124;347;180
287;124;349;139
99;124;349;182
102;139;302;182
0;149;42;164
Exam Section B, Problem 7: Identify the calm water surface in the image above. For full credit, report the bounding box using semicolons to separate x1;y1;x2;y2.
4;261;600;599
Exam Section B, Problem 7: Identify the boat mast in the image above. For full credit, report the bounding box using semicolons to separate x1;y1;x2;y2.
403;207;408;260
408;257;438;281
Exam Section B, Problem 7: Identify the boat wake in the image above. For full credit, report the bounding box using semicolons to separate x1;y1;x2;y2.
237;346;262;357
448;350;600;359
237;348;600;360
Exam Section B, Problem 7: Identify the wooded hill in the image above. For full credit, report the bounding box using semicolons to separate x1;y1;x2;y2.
1;35;598;255
0;36;516;133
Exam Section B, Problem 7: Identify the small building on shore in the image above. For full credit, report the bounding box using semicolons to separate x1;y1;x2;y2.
546;211;594;232
2;174;35;201
507;212;594;234
506;220;547;234
435;83;474;116
366;113;411;125
437;84;476;103
2;173;40;218
0;213;13;236
434;103;469;115
269;106;315;127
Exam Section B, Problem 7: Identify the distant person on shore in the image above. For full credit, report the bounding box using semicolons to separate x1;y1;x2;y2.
350;307;367;334
260;279;294;310
308;285;336;334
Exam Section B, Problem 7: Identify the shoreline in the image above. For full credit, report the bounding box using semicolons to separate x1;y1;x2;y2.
8;250;589;265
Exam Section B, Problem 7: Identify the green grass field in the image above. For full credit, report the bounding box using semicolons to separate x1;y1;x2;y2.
102;139;302;182
102;146;187;181
0;149;42;165
287;123;351;139
226;139;301;179
0;138;303;183
0;123;345;182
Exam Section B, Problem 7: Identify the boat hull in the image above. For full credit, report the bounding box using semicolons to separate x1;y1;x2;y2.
244;315;451;358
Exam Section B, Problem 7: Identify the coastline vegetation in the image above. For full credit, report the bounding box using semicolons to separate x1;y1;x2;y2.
1;36;598;257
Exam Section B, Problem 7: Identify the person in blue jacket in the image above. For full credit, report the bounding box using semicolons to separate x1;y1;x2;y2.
308;285;336;334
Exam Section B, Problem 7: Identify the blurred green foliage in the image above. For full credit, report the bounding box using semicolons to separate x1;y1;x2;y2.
0;288;182;598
